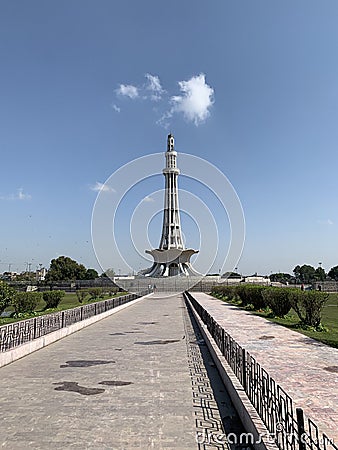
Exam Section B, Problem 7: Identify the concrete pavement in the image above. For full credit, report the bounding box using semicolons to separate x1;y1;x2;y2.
0;293;246;450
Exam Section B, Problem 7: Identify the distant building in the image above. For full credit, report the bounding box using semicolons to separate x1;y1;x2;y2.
36;267;47;281
113;275;135;281
244;274;270;284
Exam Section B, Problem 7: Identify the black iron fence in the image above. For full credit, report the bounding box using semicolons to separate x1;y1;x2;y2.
184;291;337;450
0;292;147;352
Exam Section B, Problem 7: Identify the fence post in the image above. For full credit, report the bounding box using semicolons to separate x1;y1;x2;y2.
221;328;225;355
61;311;65;328
296;408;306;450
242;347;247;392
33;317;37;340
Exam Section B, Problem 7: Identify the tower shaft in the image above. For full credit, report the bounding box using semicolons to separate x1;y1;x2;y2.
160;134;183;250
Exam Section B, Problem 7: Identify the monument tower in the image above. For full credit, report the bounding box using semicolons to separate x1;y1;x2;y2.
143;134;199;277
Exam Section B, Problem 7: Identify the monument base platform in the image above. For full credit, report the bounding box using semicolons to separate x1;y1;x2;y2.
142;248;199;277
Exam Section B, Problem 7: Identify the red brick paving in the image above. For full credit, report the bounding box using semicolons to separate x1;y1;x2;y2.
192;292;338;442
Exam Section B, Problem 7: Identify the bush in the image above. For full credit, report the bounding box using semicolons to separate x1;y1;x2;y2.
236;285;267;309
288;289;304;320
244;303;255;311
12;292;42;315
235;285;251;306
0;281;16;314
75;289;89;303
108;288;119;296
210;286;224;299
247;286;267;310
262;287;292;318
301;291;328;328
43;290;65;309
223;286;238;301
289;289;328;328
88;287;103;300
211;285;237;301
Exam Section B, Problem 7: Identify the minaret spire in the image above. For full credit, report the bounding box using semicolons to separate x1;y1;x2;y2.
143;134;199;277
159;134;183;250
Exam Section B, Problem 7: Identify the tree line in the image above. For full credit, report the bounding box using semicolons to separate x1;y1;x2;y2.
270;264;338;284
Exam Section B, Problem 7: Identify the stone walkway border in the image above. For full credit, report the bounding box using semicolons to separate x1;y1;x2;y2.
184;291;338;450
180;297;227;449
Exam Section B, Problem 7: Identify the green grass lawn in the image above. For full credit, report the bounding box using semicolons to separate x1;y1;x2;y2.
219;293;338;349
0;291;128;326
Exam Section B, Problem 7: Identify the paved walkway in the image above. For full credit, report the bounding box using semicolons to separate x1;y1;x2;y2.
0;294;246;450
192;293;338;442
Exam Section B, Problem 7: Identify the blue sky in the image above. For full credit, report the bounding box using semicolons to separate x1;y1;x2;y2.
1;0;338;276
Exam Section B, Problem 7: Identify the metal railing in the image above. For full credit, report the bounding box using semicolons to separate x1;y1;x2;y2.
184;291;337;450
0;291;148;352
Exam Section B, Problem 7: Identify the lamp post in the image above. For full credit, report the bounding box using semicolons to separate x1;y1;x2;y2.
318;262;324;284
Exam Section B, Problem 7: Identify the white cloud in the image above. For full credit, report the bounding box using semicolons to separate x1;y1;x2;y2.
156;111;171;129
170;73;214;125
114;72;215;127
17;188;31;200
90;182;116;193
116;84;139;99
145;73;164;101
143;196;154;202
318;219;334;225
0;188;31;201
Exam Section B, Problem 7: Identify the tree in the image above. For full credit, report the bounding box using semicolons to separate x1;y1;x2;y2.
45;256;86;282
293;265;301;282
0;281;16;314
293;264;316;283
84;269;98;280
269;273;292;283
75;289;89;303
88;287;104;300
289;289;328;328
315;267;326;281
328;266;338;281
42;290;65;309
